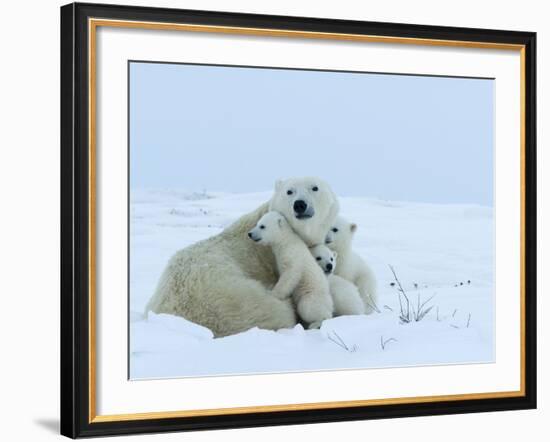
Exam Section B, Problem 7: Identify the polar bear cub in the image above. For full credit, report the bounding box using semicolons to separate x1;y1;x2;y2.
248;211;333;329
310;244;365;316
325;217;378;314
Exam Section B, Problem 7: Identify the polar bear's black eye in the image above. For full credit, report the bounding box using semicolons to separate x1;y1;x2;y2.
332;228;338;233
312;186;319;192
330;257;334;261
316;257;321;261
287;190;293;195
260;225;265;229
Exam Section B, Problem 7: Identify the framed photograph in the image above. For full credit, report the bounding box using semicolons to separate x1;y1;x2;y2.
60;2;537;438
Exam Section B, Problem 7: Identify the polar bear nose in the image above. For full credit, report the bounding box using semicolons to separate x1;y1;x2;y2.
326;263;333;271
247;232;253;238
293;200;308;214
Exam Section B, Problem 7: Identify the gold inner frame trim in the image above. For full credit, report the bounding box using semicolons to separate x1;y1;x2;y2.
90;18;525;50
91;390;524;423
88;18;527;423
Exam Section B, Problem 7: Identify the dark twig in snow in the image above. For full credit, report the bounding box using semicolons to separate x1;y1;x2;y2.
364;297;381;314
389;265;437;323
412;293;437;321
389;265;411;322
415;305;435;322
380;336;398;350
383;305;394;312
467;313;471;328
327;334;346;350
452;308;458;318
328;331;357;353
418;294;436;314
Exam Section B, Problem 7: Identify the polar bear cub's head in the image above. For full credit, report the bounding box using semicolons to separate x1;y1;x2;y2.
247;211;290;246
310;244;337;275
325;216;357;253
269;177;340;247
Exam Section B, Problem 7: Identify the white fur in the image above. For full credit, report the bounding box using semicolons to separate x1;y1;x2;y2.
145;177;339;337
249;212;333;329
269;177;340;247
325;217;378;314
310;244;365;316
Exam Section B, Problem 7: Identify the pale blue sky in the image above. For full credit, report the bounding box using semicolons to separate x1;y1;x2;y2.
129;62;494;206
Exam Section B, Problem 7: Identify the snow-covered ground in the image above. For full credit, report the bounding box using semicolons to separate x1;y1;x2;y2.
130;189;494;379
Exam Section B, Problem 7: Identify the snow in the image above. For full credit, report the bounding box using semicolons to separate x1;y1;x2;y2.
129;189;494;379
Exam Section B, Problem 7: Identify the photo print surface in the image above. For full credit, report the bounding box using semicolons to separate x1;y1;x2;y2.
129;61;495;379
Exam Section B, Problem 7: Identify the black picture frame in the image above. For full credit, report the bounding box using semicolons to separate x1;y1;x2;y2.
61;2;537;438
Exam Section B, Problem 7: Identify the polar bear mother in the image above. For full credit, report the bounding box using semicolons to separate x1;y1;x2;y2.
145;177;340;337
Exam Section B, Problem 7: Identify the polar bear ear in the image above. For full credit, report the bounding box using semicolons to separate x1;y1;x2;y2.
277;217;284;228
350;223;358;233
333;251;338;259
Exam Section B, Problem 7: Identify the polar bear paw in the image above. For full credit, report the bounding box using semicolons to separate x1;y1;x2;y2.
270;288;292;300
308;320;323;329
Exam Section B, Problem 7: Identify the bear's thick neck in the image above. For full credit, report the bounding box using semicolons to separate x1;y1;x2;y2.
331;240;353;271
